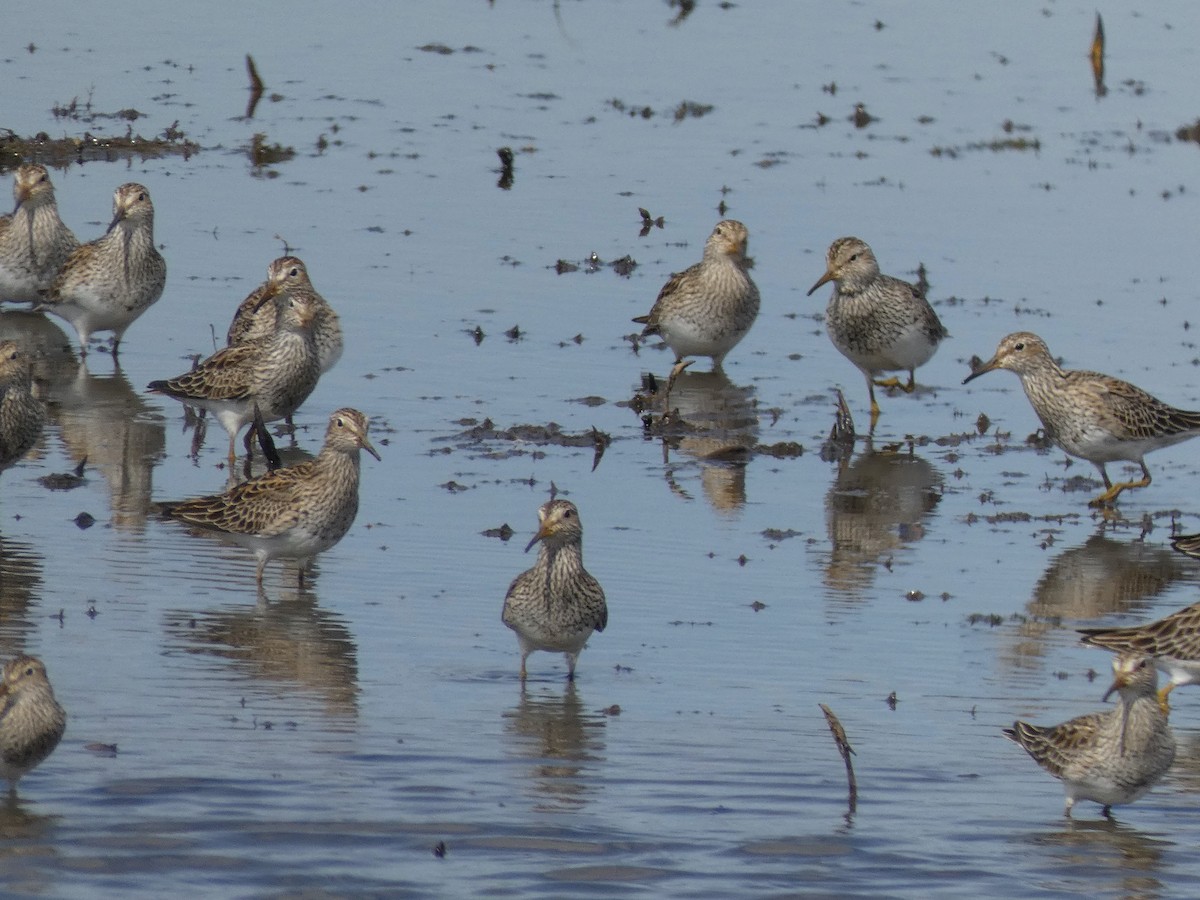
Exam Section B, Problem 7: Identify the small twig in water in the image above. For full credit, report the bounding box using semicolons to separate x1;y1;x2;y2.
819;703;857;814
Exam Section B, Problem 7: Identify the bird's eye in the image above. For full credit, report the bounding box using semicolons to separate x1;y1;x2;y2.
138;192;146;202
289;267;300;278
849;253;859;262
1014;342;1025;351
563;509;573;518
335;417;345;428
23;666;34;676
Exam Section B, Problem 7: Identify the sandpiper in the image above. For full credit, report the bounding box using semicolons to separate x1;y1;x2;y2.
161;407;380;589
633;219;760;369
1004;655;1175;817
502;498;608;681
808;236;947;422
963;332;1200;506
0;340;44;471
37;182;166;356
0;164;78;304
148;288;322;465
0;655;67;793
1080;597;1200;712
226;256;343;373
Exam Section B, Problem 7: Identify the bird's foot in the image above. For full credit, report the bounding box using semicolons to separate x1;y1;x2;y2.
1088;477;1150;508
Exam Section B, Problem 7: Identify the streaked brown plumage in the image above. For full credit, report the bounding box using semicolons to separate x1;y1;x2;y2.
147;289;322;464
1081;596;1200;711
963;332;1200;506
633;219;759;368
37;182;165;355
0;164;78;304
226;256;343;374
502;499;607;680
0;340;44;471
0;655;67;792
808;236;947;421
1004;655;1174;817
162;408;380;589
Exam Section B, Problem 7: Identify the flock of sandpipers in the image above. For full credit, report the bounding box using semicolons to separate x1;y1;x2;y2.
3;163;1200;816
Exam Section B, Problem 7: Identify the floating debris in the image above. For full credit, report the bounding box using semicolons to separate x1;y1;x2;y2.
0;122;199;171
496;146;514;190
819;703;857;816
1090;14;1106;98
638;207;665;237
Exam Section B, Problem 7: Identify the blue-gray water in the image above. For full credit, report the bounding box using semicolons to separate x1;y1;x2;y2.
5;1;1200;896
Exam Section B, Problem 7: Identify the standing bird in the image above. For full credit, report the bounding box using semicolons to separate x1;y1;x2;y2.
1004;655;1174;818
226;256;343;374
37;182;166;356
1079;598;1200;712
633;219;760;369
0;164;78;304
161;408;380;590
148;286;322;465
963;332;1200;507
0;655;67;794
502;499;608;681
0;340;44;472
808;237;947;422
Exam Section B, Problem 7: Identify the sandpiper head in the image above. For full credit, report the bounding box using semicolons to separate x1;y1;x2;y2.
1102;654;1158;702
0;340;33;387
524;498;583;553
705;219;749;261
962;332;1054;384
326;407;381;461
13;164;54;208
110;182;154;229
0;655;54;700
277;292;318;331
807;236;878;296
256;256;312;311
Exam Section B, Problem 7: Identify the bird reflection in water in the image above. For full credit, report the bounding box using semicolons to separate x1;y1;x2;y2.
501;683;606;813
632;367;758;514
823;442;943;599
1002;530;1191;671
163;591;359;722
0;536;46;659
1029;816;1167;896
0;309;165;530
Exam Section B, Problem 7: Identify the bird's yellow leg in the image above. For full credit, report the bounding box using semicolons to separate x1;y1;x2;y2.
1158;683;1175;716
1088;464;1152;508
872;376;904;390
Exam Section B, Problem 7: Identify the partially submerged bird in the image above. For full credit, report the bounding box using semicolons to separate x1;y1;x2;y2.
963;332;1200;507
633;219;760;369
0;164;78;304
161;408;380;590
1004;655;1175;818
0;340;44;471
148;286;321;465
808;236;947;422
37;182;165;356
502;498;608;681
0;655;67;794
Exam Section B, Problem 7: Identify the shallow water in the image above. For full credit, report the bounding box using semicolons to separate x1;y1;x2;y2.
7;1;1200;896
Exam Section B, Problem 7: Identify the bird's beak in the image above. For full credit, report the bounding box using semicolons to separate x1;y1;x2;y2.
14;184;31;205
1102;672;1128;702
361;437;381;462
807;269;835;297
252;282;283;313
962;354;1001;385
524;523;552;553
